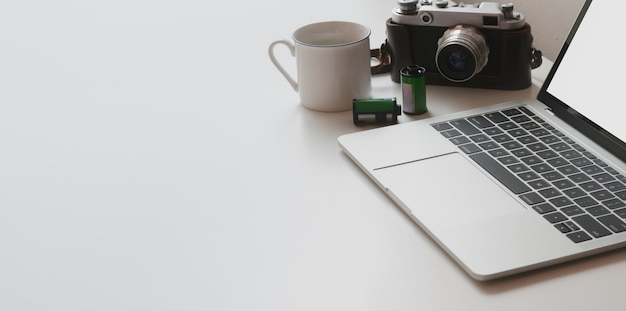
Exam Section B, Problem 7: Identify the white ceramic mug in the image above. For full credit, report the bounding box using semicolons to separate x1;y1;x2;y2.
269;21;372;112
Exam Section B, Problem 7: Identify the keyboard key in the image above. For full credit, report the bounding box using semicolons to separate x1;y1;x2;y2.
603;199;626;210
542;171;565;181
555;221;579;233
595;159;610;167
520;192;545;205
502;108;522;116
459;143;482;154
531;163;553;174
597;214;626;233
468;115;495;129
562;187;586;198
567;231;592;243
570;158;593;167
519;106;535;116
502;141;523;150
605;181;625;192
529;179;551;189
521;122;541;130
539;135;561;144
574;196;598;208
512;115;532;123
483;127;504;135
449;136;471;145
539;187;561;198
580;181;602;192
533;203;556;214
550;196;573;207
561;206;584;216
528;142;549;152
488;148;509;157
586;205;610;217
530;128;550;137
581;165;603;175
569;173;591;183
547;157;569;167
553;179;575;189
441;129;462;138
544;211;568;223
572;214;612;238
511;148;533;158
518;136;538;144
508;163;529;173
498;156;519;165
536;150;559;159
518;171;541;181
479;141;499;150
521;155;542;166
469;152;531;195
470;134;490;143
561;150;582;159
451;119;480;135
552;142;572;152
484;112;508;123
508;129;527;137
593;173;615;183
499;122;519;130
432;123;453;131
590;190;614;201
558;165;581;175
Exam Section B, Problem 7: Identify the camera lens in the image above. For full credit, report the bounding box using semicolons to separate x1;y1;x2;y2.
435;25;489;82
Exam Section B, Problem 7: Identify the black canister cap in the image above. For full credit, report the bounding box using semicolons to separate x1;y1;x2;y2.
400;64;426;77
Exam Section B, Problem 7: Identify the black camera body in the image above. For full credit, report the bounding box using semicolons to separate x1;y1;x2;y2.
387;0;535;89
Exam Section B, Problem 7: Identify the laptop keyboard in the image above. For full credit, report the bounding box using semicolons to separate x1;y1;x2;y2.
432;106;626;243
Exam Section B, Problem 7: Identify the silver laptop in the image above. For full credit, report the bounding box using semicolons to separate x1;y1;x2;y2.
339;0;626;280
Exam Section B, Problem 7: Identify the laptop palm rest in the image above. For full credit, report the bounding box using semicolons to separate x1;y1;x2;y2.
374;152;523;223
372;152;570;279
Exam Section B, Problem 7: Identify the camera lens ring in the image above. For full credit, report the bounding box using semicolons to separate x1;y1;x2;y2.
435;25;489;83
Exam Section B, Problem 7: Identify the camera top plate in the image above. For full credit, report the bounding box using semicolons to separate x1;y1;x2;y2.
392;1;526;30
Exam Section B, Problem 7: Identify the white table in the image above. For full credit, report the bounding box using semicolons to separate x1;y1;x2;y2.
2;0;624;310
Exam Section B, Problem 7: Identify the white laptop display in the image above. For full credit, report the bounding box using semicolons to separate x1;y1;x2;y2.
339;0;626;280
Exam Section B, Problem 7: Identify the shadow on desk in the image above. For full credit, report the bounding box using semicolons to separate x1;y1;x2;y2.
476;247;626;293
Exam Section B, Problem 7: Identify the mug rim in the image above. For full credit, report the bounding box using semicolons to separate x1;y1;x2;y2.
292;21;371;47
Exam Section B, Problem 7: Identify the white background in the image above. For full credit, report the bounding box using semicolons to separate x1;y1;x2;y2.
1;0;624;310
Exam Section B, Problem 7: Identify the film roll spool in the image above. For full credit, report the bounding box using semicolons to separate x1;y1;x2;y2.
400;65;427;114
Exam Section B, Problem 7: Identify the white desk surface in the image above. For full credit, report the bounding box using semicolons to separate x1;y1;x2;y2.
2;1;625;310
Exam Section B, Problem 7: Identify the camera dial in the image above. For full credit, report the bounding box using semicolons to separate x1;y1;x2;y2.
435;25;489;82
395;0;419;15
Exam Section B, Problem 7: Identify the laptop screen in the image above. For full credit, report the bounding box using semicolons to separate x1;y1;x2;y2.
539;0;626;162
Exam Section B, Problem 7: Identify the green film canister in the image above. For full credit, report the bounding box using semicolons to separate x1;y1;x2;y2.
400;65;427;115
352;98;400;125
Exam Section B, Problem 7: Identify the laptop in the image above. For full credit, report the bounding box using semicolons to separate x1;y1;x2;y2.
339;0;626;281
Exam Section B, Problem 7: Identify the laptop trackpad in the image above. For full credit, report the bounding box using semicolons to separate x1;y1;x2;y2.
373;152;524;228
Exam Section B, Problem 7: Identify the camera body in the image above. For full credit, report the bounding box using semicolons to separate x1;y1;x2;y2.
387;0;534;89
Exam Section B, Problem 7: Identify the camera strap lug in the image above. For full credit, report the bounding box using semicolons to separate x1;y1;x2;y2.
530;47;542;69
371;41;392;75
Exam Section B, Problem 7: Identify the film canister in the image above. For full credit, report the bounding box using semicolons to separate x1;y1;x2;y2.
352;98;401;125
400;65;427;115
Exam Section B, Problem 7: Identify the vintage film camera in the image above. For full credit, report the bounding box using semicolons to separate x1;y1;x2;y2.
385;0;541;89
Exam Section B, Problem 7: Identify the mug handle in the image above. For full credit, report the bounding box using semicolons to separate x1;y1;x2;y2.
268;40;298;92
